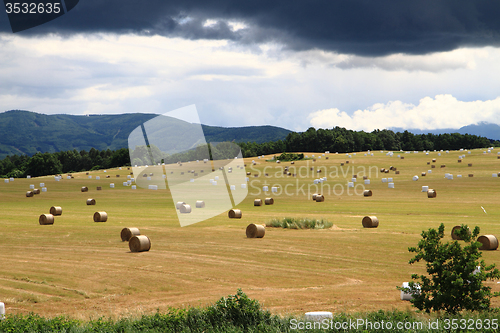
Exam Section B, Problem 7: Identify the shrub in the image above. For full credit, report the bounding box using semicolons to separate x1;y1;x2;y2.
399;224;500;314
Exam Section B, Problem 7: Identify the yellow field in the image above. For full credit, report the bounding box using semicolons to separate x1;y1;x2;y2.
1;149;500;319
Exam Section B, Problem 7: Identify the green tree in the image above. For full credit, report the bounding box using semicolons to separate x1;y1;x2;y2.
400;224;500;314
25;152;63;177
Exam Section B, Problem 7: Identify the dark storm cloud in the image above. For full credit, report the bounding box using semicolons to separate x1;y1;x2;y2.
2;0;500;56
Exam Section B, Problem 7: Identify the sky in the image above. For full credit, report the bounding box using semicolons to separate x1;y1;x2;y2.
1;0;500;132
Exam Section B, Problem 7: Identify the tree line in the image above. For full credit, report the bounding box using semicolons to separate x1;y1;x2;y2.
239;127;499;157
0;148;130;178
1;127;498;178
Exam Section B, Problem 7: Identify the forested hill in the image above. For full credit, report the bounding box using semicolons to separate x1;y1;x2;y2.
0;110;291;159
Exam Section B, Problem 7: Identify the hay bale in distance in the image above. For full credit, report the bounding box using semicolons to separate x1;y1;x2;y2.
179;204;192;213
421;172;426;176
246;224;265;238
93;211;108;222
440;164;446;168
129;235;151;252
427;189;437;198
228;209;242;218
315;194;325;202
121;227;140;241
265;197;274;205
254;199;263;206
477;235;499;250
176;201;186;210
39;214;54;225
196;200;205;208
26;191;33;197
431;165;436;168
363;190;372;197
50;206;62;216
33;188;40;194
432;159;436;162
395;171;400;174
451;226;471;240
96;186;102;190
81;186;88;192
362;216;379;228
86;198;96;205
469;174;474;177
458;159;462;163
312;193;318;200
468;163;472;167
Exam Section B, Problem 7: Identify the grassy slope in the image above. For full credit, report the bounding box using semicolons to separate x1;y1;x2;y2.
0;149;499;320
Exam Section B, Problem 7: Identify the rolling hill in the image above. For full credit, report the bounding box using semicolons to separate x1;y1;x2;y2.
0;110;292;158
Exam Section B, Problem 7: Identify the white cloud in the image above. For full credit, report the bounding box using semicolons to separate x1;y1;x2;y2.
308;94;500;131
2;32;500;132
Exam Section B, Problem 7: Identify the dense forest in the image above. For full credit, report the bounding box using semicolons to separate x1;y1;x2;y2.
0;148;130;178
238;127;499;157
0;127;498;178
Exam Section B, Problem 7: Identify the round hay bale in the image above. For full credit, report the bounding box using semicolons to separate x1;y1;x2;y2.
176;201;186;210
93;211;108;222
121;227;140;241
39;214;54;225
432;159;436;162
427;162;430;165
26;191;33;197
380;168;385;173
179;204;192;213
384;170;389;173
86;198;96;205
81;186;88;192
246;172;251;176
395;171;400;174
421;172;426;176
346;160;349;164
468;174;474;177
50;206;62;216
96;186;102;190
129;235;151;252
116;175;120;177
468;163;472;167
228;209;242;218
458;159;462;163
254;199;263;206
196;200;205;208
451;226;471;240
363;190;372;197
363;176;368;180
400;156;404;159
315;194;325;202
312;193;318;200
265;197;274;205
340;163;344;166
431;165;436;168
246;224;265;238
33;188;40;195
440;164;446;168
427;189;437;198
477;235;499;250
362;216;379;228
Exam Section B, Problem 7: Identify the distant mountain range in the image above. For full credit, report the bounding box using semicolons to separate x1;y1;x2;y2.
0;110;292;158
390;122;500;141
1;110;498;159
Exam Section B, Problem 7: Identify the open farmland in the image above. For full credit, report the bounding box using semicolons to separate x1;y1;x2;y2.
0;149;499;320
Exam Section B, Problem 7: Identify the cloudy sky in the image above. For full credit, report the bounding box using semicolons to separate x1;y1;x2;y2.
1;0;500;132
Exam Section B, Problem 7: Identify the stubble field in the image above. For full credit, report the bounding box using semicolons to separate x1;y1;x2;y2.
0;149;499;320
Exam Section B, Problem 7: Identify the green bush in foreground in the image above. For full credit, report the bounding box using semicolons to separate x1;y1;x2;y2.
266;217;333;229
1;290;500;332
400;224;500;314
